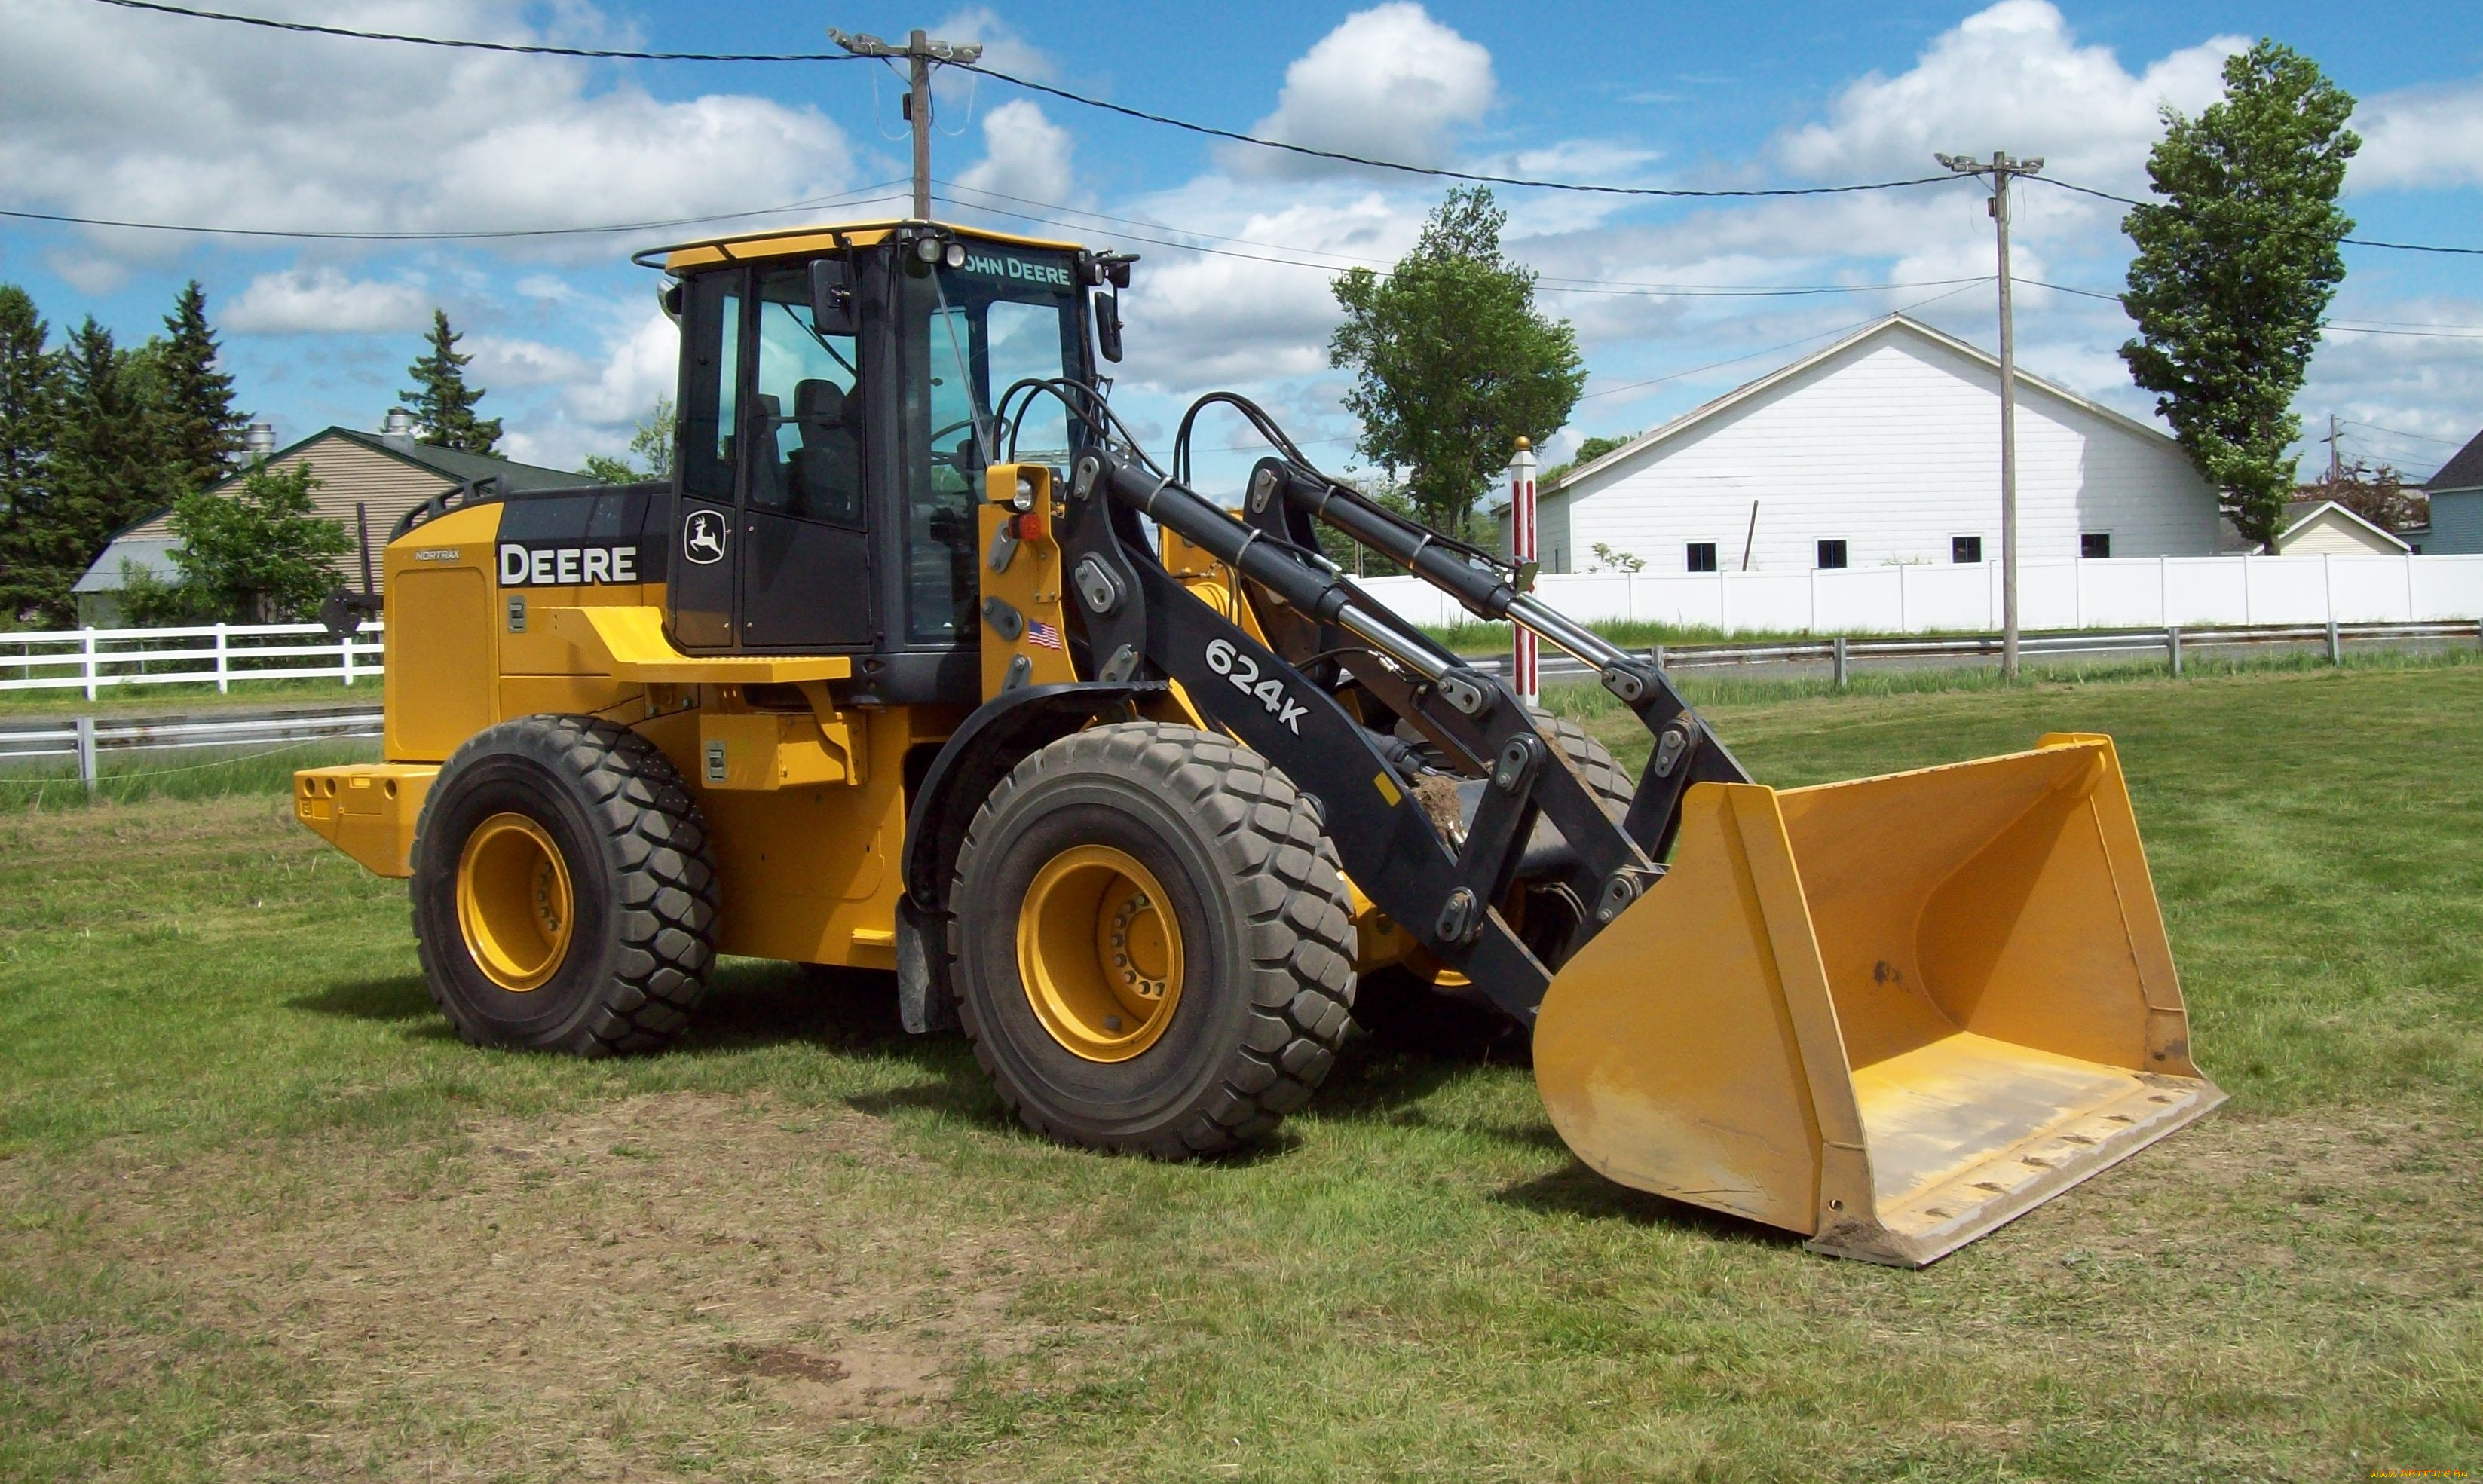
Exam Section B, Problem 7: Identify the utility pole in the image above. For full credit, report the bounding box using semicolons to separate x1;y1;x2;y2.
1938;151;2043;681
830;28;984;220
2325;412;2344;482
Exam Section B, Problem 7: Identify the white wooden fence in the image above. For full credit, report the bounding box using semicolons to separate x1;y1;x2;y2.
0;621;383;698
1358;552;2483;635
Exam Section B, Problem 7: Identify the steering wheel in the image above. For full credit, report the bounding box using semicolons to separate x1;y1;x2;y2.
927;418;981;474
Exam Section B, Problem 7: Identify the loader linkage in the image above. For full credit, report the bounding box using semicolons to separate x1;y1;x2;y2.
1054;437;1734;1023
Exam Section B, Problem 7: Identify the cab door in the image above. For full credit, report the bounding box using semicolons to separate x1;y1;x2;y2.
737;264;874;651
669;268;742;651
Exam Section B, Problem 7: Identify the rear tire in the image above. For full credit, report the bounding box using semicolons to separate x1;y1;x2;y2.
411;715;718;1056
948;723;1356;1157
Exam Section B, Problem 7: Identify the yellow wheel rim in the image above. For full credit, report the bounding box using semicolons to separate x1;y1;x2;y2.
455;812;575;992
1017;845;1185;1062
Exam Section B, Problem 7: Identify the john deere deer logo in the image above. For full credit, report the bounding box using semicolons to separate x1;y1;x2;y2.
684;509;727;565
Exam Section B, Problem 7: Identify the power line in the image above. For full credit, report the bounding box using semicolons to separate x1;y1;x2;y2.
2030;176;2483;256
2345;420;2470;446
2022;278;2483;341
948;61;1959;201
85;0;866;61
71;0;2483;255
2323;323;2483;339
2023;278;2123;303
78;0;1961;202
1577;278;1994;402
931;186;1990;299
0;182;912;243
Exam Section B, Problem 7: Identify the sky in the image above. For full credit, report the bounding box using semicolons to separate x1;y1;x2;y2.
1;0;2477;491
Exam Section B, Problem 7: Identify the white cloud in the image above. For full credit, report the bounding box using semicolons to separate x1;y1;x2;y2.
0;1;855;262
933;7;1055;82
563;309;679;428
225;266;431;334
1777;1;2240;189
1111;189;1422;392
2350;79;2483;191
467;335;590;387
956;100;1076;208
1234;4;1496;178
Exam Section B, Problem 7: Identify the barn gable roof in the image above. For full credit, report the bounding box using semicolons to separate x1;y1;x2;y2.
1539;314;2180;504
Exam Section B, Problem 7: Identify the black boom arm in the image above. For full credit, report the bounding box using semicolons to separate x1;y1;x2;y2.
1051;442;1739;1019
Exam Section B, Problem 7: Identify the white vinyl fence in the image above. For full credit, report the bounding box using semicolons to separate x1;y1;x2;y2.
1358;552;2483;635
0;621;383;698
8;554;2483;699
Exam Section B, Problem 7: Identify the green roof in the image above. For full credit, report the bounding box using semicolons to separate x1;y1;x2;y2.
317;427;586;492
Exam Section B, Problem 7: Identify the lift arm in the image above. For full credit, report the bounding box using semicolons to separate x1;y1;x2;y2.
1049;442;1740;1017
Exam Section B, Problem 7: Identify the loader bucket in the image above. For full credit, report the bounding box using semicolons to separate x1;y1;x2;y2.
1534;733;2222;1266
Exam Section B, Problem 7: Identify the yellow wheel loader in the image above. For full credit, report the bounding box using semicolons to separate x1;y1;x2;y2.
293;219;2221;1265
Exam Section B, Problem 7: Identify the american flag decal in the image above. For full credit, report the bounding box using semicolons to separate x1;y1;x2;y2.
1026;617;1064;651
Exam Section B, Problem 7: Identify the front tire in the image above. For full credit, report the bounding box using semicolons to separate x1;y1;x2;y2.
949;723;1356;1157
411;715;718;1056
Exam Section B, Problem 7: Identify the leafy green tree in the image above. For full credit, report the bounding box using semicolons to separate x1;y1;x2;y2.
583;396;676;484
2120;40;2359;550
400;308;501;454
1544;432;1631;486
156;461;348;623
0;284;66;623
152;280;248;497
1313;475;1425;577
1329;187;1586;534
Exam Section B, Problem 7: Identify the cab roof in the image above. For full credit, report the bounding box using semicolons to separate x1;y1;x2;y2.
654;219;1088;273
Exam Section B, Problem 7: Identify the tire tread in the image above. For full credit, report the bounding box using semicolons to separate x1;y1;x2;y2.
950;722;1356;1157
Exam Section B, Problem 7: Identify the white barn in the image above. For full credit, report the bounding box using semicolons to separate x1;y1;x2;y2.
1508;314;2222;575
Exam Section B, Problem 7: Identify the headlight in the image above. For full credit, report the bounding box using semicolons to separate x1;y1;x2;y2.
944;241;968;269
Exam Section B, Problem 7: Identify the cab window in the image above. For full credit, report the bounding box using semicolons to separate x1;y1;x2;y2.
896;244;1084;645
677;269;742;506
750;265;864;527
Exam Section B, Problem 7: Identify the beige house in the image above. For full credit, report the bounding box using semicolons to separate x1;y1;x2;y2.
2272;499;2411;558
75;415;584;624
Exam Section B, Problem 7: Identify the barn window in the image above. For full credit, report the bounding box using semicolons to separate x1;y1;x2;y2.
2081;532;2112;559
1686;542;1718;573
1816;540;1848;570
1952;536;1982;564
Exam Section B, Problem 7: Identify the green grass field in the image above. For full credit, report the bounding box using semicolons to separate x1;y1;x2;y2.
3;666;2478;1480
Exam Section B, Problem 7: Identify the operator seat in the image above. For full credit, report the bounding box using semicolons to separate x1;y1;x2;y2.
790;378;863;525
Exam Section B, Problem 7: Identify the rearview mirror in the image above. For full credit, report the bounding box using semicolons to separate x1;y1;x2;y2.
1095;289;1124;363
808;257;856;336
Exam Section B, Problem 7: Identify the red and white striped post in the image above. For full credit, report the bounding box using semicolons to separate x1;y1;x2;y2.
1510;436;1539;705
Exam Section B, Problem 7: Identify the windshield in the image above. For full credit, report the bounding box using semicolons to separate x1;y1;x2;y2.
896;244;1085;644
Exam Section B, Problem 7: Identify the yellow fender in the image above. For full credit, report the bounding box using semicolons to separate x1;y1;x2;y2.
1534;733;2224;1266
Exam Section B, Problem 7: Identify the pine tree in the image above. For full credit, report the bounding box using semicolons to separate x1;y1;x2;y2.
153;280;247;497
51;319;173;613
400;308;501;454
0;284;66;623
5;318;162;623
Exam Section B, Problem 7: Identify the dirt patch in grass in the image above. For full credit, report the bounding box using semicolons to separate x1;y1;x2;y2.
3;1091;1058;1477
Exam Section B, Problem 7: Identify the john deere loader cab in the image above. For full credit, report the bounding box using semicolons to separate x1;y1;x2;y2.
661;227;1093;687
293;217;2221;1268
